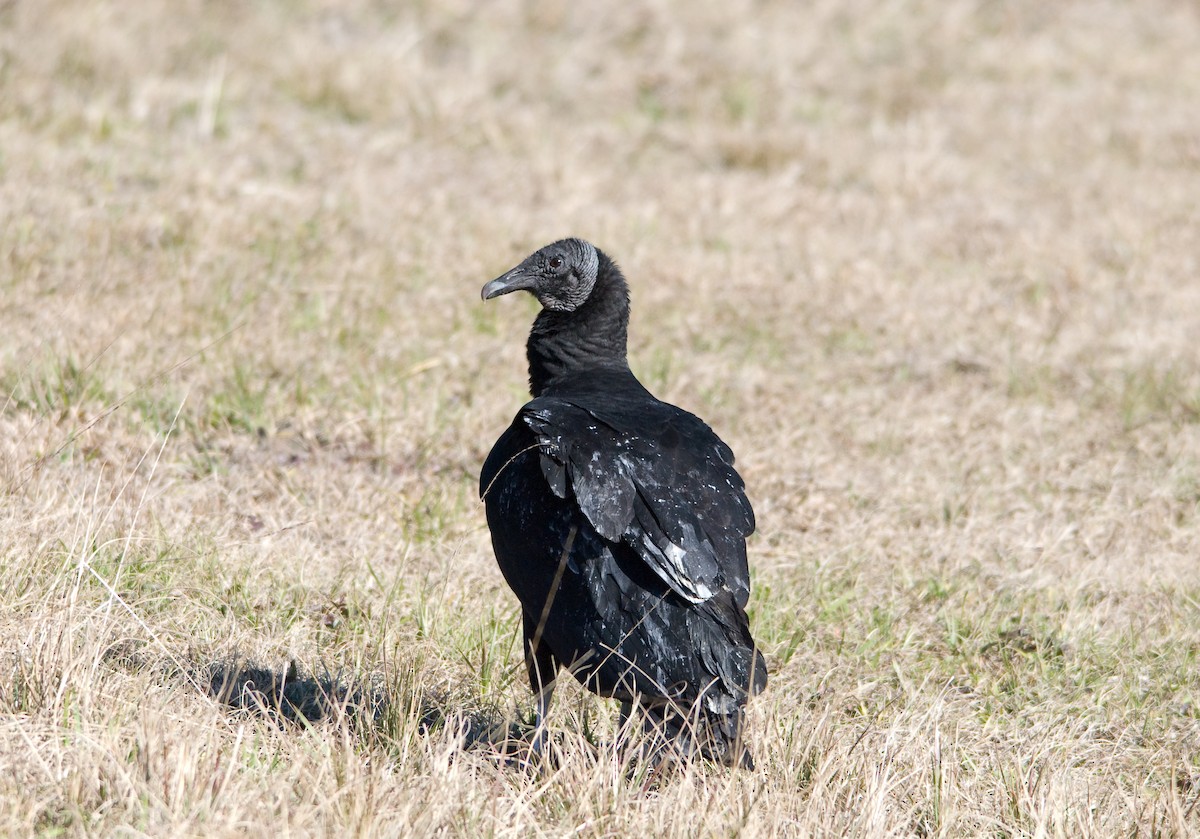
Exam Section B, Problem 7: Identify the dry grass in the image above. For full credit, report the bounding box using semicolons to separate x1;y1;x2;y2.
3;0;1200;835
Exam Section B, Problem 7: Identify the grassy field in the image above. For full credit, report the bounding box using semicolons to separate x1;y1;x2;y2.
3;0;1200;835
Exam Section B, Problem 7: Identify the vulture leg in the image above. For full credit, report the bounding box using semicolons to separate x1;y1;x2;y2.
616;700;642;761
523;610;558;759
618;700;634;731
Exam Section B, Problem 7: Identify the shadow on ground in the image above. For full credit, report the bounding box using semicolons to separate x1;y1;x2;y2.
206;658;386;724
96;644;664;774
202;656;534;756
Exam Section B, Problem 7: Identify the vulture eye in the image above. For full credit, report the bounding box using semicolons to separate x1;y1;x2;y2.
549;256;564;270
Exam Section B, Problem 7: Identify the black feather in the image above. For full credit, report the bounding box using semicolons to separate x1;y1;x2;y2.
479;239;766;767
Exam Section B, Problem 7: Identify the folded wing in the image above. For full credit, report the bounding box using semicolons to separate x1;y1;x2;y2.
508;396;755;607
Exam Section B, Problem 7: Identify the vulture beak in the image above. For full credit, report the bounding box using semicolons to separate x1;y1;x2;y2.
481;268;534;301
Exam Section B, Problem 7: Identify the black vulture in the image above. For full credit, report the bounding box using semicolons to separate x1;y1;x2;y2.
479;238;766;768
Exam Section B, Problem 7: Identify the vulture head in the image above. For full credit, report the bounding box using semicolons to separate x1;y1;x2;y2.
481;238;601;313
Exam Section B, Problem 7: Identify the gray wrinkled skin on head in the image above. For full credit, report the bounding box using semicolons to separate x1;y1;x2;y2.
536;238;599;312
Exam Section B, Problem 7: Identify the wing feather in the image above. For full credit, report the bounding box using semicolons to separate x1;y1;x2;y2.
521;396;754;606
